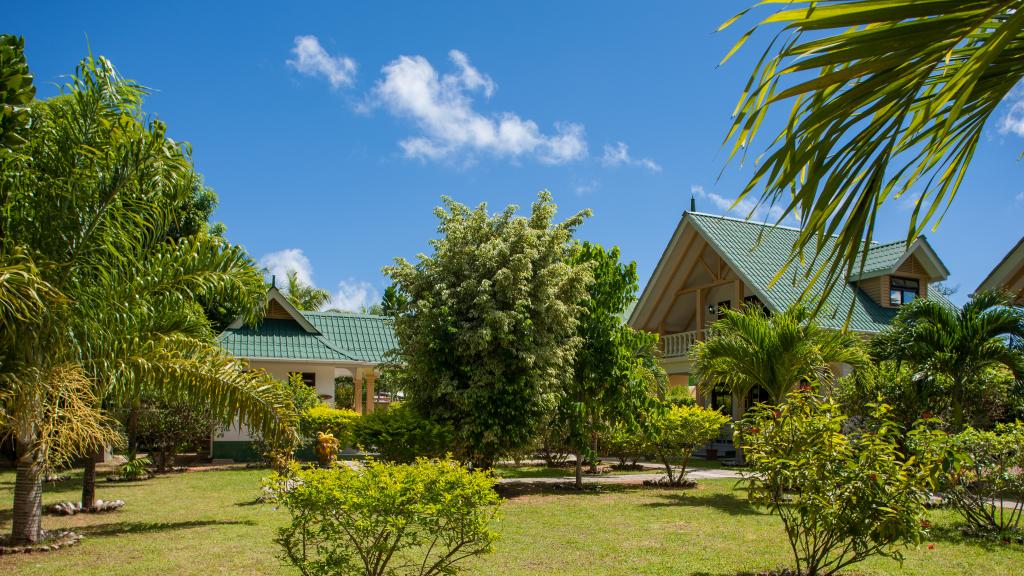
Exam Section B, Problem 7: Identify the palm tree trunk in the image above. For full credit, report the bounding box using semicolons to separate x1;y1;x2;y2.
11;439;44;544
81;450;98;509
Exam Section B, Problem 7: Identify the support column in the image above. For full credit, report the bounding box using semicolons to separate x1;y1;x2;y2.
353;367;364;414
365;370;376;414
734;278;744;310
695;287;705;339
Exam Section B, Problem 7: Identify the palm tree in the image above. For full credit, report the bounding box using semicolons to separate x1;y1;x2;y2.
0;50;297;545
693;305;868;407
284;270;331;311
871;291;1024;430
720;1;1024;306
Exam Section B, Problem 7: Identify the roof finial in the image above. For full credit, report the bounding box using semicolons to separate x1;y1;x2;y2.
690;191;697;213
271;274;276;288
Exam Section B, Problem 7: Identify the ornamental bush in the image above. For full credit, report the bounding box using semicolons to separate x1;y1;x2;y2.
300;405;360;447
269;458;501;576
921;422;1024;534
602;423;647;467
352;403;451;463
737;389;937;576
650;404;729;485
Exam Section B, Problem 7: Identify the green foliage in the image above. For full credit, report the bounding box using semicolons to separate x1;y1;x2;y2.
720;1;1024;312
871;291;1024;430
251;373;321;470
918;423;1024;534
834;361;946;434
300;405;360;447
384;192;592;467
650;404;729;485
116;455;152;481
135;390;215;471
602;423;647;467
665;386;696;407
0;35;35;154
352;404;451;464
738;389;938;576
694;304;868;404
284;270;331;311
269;458;501;576
559;241;664;485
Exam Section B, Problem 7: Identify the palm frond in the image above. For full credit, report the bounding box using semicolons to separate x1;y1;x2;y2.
722;0;1024;309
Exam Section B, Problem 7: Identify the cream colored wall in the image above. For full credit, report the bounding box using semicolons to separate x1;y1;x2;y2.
216;360;341;442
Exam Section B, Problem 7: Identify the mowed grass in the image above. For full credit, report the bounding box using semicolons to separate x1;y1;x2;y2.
1;467;1021;576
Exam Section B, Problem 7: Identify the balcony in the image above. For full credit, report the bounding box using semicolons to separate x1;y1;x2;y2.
661;330;701;358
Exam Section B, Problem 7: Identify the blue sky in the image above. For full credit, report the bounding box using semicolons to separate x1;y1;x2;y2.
11;2;1024;308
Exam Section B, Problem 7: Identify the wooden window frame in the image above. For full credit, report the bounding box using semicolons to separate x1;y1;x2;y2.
889;276;920;307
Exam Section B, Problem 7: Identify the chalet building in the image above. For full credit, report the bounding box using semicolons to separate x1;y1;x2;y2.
975;236;1024;306
213;286;398;461
627;212;951;457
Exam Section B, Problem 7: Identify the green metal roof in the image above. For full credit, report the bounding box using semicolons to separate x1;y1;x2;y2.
686;213;951;333
854;240;908;277
218;310;398;364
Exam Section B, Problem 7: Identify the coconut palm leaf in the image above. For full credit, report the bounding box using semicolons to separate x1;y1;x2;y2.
693;305;868;404
721;0;1024;310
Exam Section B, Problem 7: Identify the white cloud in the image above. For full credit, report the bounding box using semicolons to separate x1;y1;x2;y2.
287;35;357;89
690;184;791;223
330;279;380;313
600;141;661;172
372;50;587;164
999;99;1024;137
260;248;314;286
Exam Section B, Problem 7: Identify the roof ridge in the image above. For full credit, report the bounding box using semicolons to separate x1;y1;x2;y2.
301;310;391;320
687;211;888;246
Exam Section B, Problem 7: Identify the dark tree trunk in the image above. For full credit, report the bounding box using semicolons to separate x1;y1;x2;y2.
574;452;583;490
11;440;44;544
126;402;140;458
81;450;98;509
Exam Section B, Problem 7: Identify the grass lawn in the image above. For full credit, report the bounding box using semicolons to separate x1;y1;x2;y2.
1;467;1021;575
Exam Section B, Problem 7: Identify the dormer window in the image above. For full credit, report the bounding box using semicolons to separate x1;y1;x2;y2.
889;277;919;306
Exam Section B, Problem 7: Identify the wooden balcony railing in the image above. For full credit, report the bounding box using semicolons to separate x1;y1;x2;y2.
662;330;699;358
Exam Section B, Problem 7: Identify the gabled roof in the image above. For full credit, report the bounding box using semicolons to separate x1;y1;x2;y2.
630;212;953;334
975;236;1024;297
218;288;398;364
849;237;949;281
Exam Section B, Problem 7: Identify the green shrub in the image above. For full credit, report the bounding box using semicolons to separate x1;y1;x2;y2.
300;405;360;447
738;389;937;576
923;422;1024;534
664;386;696;407
116;456;152;481
650;404;728;485
352;403;451;463
269;458;501;576
602;423;647;467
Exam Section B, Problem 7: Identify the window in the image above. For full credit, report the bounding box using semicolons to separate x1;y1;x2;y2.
290;372;316;388
714;300;731;319
889;277;919;306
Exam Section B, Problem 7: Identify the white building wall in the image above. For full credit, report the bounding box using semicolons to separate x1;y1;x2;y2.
216;360;342;442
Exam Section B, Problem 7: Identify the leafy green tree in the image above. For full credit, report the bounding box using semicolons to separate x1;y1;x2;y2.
559;242;663;488
353;403;453;464
871;290;1024;430
738;390;938;576
134;389;216;472
0;50;294;543
694;305;868;406
385;192;591;468
284;269;331;311
270;458;501;576
721;1;1024;305
650;404;730;486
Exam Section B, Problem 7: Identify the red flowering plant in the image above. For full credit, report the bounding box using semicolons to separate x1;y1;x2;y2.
735;388;939;576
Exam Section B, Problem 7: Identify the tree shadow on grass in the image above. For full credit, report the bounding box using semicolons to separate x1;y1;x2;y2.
643;491;764;516
925;523;1023;552
75;519;255;538
495;481;644;501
